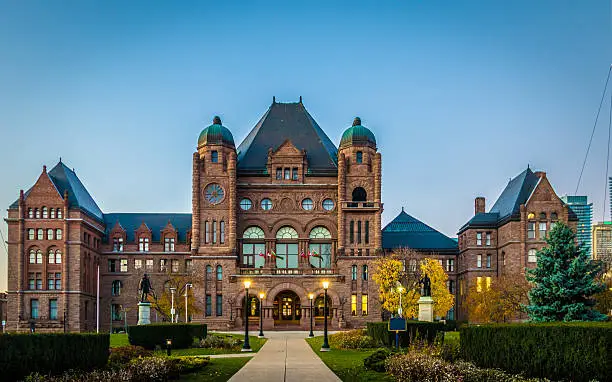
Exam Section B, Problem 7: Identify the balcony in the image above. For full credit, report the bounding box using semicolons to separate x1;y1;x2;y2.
237;268;337;276
341;201;381;210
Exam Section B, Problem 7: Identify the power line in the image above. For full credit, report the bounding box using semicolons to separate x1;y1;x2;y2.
575;65;612;194
0;227;8;257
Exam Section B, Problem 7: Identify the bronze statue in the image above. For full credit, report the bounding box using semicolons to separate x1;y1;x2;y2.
138;273;156;302
419;274;432;297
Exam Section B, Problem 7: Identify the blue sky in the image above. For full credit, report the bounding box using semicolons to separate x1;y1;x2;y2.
1;1;611;290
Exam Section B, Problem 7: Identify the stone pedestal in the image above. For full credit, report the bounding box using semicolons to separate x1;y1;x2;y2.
137;302;151;325
418;296;434;322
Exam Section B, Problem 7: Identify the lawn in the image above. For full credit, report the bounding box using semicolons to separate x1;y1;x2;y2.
111;332;267;355
306;336;394;382
178;357;251;382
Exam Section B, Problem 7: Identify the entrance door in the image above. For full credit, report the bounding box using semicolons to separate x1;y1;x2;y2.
273;290;301;325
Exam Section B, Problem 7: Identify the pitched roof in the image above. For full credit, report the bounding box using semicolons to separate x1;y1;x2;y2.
236;101;338;175
489;167;540;220
10;161;104;222
103;213;192;243
382;209;458;252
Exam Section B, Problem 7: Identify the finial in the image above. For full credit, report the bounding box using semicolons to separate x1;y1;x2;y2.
352;117;361;126
59;157;62;163
402;206;404;212
213;116;222;125
527;164;530;170
299;96;302;104
20;189;24;200
42;165;47;173
273;96;276;104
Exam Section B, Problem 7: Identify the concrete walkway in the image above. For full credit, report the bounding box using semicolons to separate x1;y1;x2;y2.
227;331;341;382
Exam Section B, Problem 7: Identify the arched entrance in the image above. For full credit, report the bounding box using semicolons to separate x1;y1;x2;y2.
273;290;302;325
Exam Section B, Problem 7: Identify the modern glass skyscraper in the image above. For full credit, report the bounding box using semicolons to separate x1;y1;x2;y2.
561;195;593;256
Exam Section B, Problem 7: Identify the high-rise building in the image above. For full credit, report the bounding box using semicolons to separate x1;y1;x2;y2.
561;196;593;256
592;222;612;271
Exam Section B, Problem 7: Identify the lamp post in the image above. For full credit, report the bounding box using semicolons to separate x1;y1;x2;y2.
170;287;176;323
258;292;265;338
308;293;314;337
242;281;252;352
166;338;172;356
320;281;330;352
184;283;192;323
397;285;404;318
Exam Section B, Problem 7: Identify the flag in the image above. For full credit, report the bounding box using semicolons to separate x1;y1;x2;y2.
258;252;265;257
311;250;322;259
300;251;306;258
270;249;284;260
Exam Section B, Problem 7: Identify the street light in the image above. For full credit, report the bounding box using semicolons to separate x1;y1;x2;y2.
242;280;252;352
184;283;192;323
320;281;330;352
169;287;177;323
308;293;314;337
258;292;265;338
397;285;404;318
166;338;172;356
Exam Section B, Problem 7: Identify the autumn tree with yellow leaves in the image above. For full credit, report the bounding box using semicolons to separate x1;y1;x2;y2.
372;248;454;319
465;273;529;323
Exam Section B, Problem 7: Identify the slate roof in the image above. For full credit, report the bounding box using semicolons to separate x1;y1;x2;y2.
382;209;458;252
103;213;192;243
236;101;338;175
10;161;104;222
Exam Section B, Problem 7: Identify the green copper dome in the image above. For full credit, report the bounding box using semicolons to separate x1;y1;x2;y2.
339;117;376;149
198;116;235;148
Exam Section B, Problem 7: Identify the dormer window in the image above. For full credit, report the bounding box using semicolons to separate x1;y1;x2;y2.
164;237;175;252
276;168;282;180
113;237;124;252
139;237;149;252
284;168;290;180
28;208;33;218
211;150;218;163
57;208;62;219
35;208;40;219
356;151;363;164
292;168;298;180
42;207;48;219
50;209;55;219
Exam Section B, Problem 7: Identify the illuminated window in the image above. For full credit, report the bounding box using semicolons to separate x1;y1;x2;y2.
477;277;483;292
135;259;143;269
351;294;357;316
120;259;128;272
362;295;368;316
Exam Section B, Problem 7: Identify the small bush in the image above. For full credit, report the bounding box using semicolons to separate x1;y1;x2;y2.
197;333;242;349
108;345;152;367
329;329;377;349
363;348;391;372
0;333;109;381
128;323;206;349
367;321;444;348
460;322;612;382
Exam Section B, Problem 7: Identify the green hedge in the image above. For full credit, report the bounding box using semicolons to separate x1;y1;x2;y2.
128;323;207;349
366;321;444;348
460;322;612;382
0;333;109;381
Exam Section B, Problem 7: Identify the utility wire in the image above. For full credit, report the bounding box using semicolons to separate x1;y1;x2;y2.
575;65;612;194
604;89;612;222
0;227;8;257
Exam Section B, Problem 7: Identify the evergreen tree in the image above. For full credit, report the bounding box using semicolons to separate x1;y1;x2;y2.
526;222;607;321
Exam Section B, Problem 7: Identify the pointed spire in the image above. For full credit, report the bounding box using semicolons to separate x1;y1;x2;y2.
401;206;405;212
272;96;276;104
59;157;62;163
299;96;302;104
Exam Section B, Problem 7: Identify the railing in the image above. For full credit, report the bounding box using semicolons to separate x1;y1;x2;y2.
238;268;337;276
341;201;380;209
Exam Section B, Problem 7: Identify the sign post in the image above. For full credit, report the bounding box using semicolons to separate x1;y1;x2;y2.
388;317;407;350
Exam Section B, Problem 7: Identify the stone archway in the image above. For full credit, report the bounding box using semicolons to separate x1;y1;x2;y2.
273;290;302;325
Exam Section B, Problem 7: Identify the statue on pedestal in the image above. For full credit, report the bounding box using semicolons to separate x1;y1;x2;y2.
419;274;431;297
138;274;156;303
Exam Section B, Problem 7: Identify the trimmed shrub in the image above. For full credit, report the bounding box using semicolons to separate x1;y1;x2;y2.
128;323;206;349
0;333;109;381
366;321;444;348
363;348;392;372
329;329;377;349
108;345;152;367
460;322;612;382
197;333;242;349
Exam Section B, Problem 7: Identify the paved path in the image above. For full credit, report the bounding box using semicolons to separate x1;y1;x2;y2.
227;331;341;382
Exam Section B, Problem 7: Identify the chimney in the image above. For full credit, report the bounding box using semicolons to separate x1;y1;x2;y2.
475;197;486;215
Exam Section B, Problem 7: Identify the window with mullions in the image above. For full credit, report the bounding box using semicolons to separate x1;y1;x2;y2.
164;237;175;252
284;168;290;180
242;226;266;268
211;150;218;163
308;226;332;268
276;168;282;180
276;226;299;268
356;151;363;164
351;265;357;280
292;168;298;180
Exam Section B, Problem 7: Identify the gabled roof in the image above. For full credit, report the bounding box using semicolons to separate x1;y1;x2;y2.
103;213;192;243
236;101;338;175
489;167;540;220
10;161;104;222
382;209;458;252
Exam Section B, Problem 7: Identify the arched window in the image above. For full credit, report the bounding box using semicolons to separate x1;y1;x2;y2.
35;208;40;219
48;249;55;264
408;259;417;273
111;280;122;296
551;212;558;220
47;229;54;240
50;208;55;219
351;265;357;280
56;229;62;241
37;229;43;240
216;265;222;281
29;249;36;264
28;208;33;218
352;187;367;202
309;227;332;269
244;295;261;317
206;265;213;280
314;294;332;318
243;226;265;239
57;208;62;219
539;212;546;220
36;250;43;264
276;226;298;268
362;265;369;280
242;226;266;268
55;250;62;264
42;207;48;219
528;249;537;263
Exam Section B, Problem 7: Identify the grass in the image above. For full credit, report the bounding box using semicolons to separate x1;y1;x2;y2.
444;331;460;346
178;357;251;382
110;333;266;355
306;336;394;382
